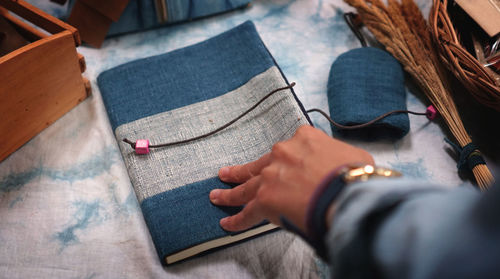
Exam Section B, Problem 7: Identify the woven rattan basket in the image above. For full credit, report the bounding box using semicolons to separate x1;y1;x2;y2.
430;0;500;111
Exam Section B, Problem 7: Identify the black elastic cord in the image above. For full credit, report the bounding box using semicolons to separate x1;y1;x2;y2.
123;82;296;150
344;12;368;47
123;84;430;152
445;138;486;171
306;108;427;130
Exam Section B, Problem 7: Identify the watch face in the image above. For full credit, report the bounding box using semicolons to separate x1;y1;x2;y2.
343;165;401;183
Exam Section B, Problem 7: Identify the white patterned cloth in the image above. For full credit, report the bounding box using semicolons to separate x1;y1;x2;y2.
0;1;465;278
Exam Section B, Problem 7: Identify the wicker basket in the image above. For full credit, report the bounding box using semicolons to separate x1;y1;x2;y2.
430;0;500;111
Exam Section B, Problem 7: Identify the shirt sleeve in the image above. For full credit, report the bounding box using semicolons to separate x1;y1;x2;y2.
324;177;500;279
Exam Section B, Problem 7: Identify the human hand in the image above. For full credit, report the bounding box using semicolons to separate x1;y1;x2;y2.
209;125;374;233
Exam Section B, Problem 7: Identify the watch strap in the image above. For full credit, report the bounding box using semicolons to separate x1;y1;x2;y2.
303;164;401;259
305;169;348;259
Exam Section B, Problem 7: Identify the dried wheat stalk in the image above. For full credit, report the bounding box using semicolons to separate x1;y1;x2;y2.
344;0;494;189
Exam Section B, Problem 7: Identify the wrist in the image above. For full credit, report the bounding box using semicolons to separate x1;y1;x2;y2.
304;164;401;259
304;166;349;241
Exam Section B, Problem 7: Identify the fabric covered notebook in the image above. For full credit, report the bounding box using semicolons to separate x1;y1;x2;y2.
97;21;311;265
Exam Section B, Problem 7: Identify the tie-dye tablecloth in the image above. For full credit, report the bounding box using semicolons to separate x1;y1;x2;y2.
0;1;466;278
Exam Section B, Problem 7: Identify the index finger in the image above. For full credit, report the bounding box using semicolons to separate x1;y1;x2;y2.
219;200;264;232
219;153;271;183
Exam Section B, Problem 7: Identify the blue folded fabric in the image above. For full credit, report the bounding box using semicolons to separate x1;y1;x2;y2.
97;21;311;264
68;0;251;37
327;47;409;140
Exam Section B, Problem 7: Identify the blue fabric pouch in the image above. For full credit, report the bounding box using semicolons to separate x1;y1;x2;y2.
97;21;311;264
327;47;409;140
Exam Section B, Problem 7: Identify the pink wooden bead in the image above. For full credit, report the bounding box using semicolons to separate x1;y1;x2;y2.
426;105;437;120
135;139;150;154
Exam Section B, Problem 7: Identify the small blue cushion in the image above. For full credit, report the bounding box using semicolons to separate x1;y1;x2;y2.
327;47;409;140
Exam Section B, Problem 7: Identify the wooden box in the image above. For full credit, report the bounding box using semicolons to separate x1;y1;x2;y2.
0;0;91;162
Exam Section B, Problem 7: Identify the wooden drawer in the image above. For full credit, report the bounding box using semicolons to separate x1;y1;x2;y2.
0;0;90;162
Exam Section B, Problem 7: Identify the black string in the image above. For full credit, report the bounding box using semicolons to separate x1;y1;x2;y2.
123;83;430;151
344;12;368;47
123;82;296;150
444;138;486;171
306;108;427;130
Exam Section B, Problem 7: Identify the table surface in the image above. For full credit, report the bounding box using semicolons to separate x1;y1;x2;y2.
0;0;474;278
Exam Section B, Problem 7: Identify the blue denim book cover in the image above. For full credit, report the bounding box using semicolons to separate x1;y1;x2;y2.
97;21;311;264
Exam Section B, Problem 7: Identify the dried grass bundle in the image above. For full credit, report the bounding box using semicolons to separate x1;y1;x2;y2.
344;0;494;189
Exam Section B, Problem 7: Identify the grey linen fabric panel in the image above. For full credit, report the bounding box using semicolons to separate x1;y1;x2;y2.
115;67;309;202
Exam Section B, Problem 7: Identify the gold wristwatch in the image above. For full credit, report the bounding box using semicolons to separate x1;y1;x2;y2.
339;164;402;184
307;164;402;258
324;164;402;229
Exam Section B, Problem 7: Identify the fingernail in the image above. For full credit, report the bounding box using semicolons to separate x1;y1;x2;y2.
220;217;228;227
219;167;230;179
210;189;220;202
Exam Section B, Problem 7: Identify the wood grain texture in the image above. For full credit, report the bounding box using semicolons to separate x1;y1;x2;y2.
67;0;112;47
77;52;86;73
0;31;88;162
0;0;80;45
1;7;49;41
0;14;28;56
83;77;92;96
